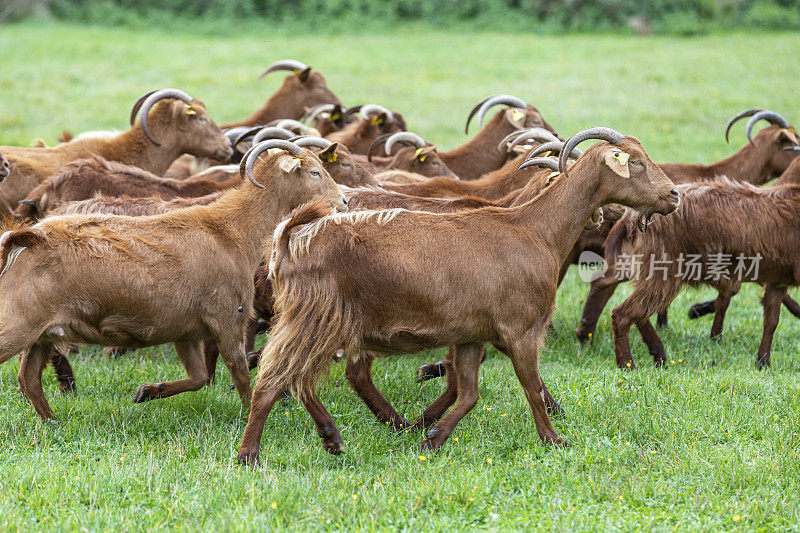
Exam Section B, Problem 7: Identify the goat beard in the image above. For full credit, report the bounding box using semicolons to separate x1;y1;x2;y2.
635;210;655;234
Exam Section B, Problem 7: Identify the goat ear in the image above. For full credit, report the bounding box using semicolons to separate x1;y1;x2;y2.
319;143;339;163
298;67;312;83
173;101;191;131
504;108;526;128
279;155;303;174
415;145;437;162
780;128;799;144
602;149;630;178
371;113;387;127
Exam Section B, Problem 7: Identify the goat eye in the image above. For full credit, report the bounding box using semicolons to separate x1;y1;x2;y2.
309;168;321;177
341;162;352;170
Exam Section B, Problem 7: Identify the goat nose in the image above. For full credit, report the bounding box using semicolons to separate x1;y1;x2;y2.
670;188;679;197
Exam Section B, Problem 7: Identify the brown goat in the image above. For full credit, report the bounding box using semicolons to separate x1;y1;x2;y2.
439;95;562;180
14;157;242;219
221;60;343;129
365;132;459;179
325;105;407;155
575;109;800;341
50;191;224;217
0;89;232;213
235;128;679;463
0;140;346;420
607;179;800;370
0;153;9;182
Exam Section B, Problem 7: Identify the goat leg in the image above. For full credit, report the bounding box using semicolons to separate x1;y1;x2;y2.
611;304;637;370
415;361;447;382
300;390;345;455
756;284;786;369
635;317;666;367
421;343;484;451
710;291;732;340
133;341;209;402
576;269;622;343
237;383;287;465
782;293;800;319
688;299;717;319
655;310;668;329
19;343;55;420
50;349;76;393
345;352;410;430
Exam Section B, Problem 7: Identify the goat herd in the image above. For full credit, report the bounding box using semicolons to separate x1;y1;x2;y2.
0;59;798;464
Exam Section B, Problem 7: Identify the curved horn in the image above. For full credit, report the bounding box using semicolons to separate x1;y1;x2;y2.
129;90;157;126
499;127;559;152
223;127;251;145
526;140;582;160
292;136;334;150
343;105;363;121
367;133;394;162
273;119;315;134
745;110;790;144
385;132;426;155
258;59;309;80
303;104;335;123
724;108;763;144
465;94;527;134
360;104;394;123
242;140;303;189
132;88;194;146
518;158;560;172
559;127;624;175
252;127;296;145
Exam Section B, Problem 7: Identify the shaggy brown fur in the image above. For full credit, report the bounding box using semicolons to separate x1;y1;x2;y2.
0;153;9;182
0;98;232;213
50;192;224;217
14;157;242;219
602;179;800;369
221;69;342;129
236;135;679;464
0;147;346;421
440;106;561;181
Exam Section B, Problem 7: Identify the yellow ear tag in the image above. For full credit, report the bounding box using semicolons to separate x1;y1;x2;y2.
329;113;340;121
614;152;630;165
326;152;338;163
415;147;427;161
511;109;525;121
789;127;797;134
185;105;197;116
371;116;384;126
541;150;552;157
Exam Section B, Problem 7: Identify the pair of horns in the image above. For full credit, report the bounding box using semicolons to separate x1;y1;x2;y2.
516;127;623;174
130;88;194;146
725;108;791;144
259;59;310;80
240;140;303;189
517;141;582;172
465;94;528;134
367;132;427;161
233;126;295;148
359;104;394;123
498;127;559;152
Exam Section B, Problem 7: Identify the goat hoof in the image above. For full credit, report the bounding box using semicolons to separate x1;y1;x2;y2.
132;385;156;403
246;351;260;370
58;380;77;394
575;329;591;344
618;360;636;371
547;436;570;448
755;358;771;370
415;362;445;383
237;450;260;466
322;438;345;455
420;438;441;452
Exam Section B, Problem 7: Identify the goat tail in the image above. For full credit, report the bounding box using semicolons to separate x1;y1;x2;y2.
255;272;359;402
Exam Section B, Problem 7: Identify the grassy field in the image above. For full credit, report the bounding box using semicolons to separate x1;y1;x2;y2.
1;21;800;531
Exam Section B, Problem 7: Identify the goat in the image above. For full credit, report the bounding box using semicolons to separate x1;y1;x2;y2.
0;140;347;420
438;95;562;180
0;89;232;213
221;60;342;129
325;105;407;155
163;127;252;180
14;157;242;220
235;127;680;464
606;178;800;370
575;109;800;342
302;104;355;137
660;109;799;185
365;132;459;179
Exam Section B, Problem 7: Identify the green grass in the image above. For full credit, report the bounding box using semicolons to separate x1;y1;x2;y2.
1;21;800;531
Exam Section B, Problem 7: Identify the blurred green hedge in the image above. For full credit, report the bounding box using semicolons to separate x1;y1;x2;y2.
4;0;800;32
